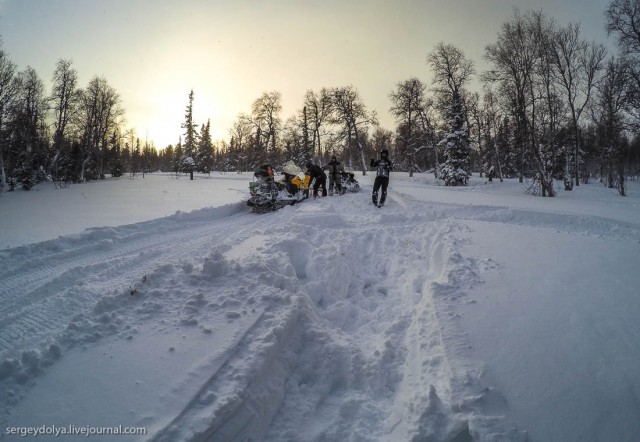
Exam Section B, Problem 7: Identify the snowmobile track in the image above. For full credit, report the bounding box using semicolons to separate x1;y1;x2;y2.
0;209;259;361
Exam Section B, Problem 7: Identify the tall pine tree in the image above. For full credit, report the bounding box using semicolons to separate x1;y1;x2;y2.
181;90;198;180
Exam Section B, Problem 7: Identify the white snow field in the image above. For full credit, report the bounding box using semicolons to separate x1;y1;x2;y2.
1;172;639;441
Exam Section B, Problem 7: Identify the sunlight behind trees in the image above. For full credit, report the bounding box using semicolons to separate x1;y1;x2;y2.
0;2;638;196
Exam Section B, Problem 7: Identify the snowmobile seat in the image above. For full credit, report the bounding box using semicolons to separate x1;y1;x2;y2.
281;172;299;195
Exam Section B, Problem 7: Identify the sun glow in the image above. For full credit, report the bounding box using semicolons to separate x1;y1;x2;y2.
128;76;233;151
123;48;245;151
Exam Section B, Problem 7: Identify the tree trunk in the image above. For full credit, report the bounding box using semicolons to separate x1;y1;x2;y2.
50;149;60;182
0;151;6;191
617;158;626;196
519;131;525;183
574;132;581;186
353;125;367;176
607;150;615;188
0;114;6;190
564;150;573;191
315;129;321;162
494;142;504;182
80;155;90;182
406;138;414;178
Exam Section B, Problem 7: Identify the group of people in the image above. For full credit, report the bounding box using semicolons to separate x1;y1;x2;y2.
305;155;345;197
305;148;393;207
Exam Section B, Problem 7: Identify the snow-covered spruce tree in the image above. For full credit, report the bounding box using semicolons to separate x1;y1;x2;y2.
438;90;471;186
173;138;183;177
180;155;196;176
108;131;123;178
53;140;79;187
196;120;214;176
15;153;36;190
480;127;501;182
427;43;474;186
130;138;141;178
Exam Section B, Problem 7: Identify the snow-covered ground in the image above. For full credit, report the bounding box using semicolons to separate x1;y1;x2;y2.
1;171;639;441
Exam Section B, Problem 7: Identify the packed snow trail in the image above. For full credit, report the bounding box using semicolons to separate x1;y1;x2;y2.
139;194;525;441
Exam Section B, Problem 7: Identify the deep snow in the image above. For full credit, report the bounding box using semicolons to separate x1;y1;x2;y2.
0;171;639;441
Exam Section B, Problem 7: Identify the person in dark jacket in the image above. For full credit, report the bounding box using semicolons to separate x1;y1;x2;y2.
306;162;328;197
323;155;345;195
370;148;393;207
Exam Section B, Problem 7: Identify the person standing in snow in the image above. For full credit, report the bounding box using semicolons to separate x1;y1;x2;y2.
370;148;393;207
323;155;345;195
306;162;328;197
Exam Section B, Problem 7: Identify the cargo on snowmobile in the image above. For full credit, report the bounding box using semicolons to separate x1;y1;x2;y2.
247;161;310;213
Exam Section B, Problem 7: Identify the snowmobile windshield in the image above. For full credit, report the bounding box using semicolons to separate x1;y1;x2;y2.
281;160;303;176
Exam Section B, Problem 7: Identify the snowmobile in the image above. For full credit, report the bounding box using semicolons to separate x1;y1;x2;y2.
247;161;310;213
340;168;360;193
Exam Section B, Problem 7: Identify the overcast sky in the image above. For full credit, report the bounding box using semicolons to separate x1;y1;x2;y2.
0;0;613;149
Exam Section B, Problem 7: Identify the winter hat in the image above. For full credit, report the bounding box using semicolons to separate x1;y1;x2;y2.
381;148;389;157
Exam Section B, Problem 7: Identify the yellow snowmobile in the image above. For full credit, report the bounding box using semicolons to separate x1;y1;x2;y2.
247;161;310;213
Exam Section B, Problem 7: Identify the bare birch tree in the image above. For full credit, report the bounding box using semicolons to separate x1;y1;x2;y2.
389;77;426;177
304;88;333;162
49;59;79;181
251;91;282;155
484;10;537;183
550;22;606;186
606;0;640;126
331;85;377;175
0;44;17;190
78;76;123;181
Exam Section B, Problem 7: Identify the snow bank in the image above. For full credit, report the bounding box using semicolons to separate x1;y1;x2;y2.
0;172;251;249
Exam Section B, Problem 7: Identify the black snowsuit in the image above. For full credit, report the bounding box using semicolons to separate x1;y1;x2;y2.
306;164;328;197
370;155;393;206
324;159;344;195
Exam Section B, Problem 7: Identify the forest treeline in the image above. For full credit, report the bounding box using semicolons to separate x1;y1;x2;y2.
1;3;640;196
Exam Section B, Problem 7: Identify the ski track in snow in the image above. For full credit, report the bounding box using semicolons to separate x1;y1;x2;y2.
1;185;638;441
